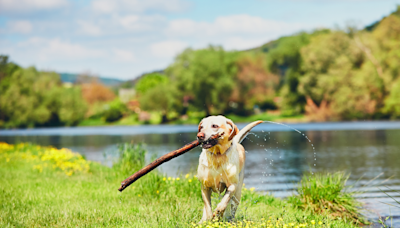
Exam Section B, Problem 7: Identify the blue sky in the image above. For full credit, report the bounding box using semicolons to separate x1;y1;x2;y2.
0;0;399;80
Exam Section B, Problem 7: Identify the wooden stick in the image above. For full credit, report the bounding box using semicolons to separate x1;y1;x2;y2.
118;133;221;192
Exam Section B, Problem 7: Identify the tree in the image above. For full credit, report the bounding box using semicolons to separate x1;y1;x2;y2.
166;46;238;115
81;81;115;104
230;53;279;115
139;85;174;123
135;73;169;95
0;66;88;128
299;31;384;120
0;67;61;127
58;87;88;126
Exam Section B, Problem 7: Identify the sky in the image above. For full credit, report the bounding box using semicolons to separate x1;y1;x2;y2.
0;0;399;80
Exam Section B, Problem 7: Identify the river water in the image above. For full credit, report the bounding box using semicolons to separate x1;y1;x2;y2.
1;121;400;227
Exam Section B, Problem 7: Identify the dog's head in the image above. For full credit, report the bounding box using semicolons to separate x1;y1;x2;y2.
197;115;239;154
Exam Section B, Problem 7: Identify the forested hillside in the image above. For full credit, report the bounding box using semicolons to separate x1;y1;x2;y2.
136;6;400;122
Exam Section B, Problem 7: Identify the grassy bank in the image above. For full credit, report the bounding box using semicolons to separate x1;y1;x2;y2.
0;142;362;227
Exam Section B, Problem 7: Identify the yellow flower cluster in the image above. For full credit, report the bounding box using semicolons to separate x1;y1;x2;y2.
0;142;14;151
0;142;90;176
40;147;89;176
162;173;197;183
192;217;325;228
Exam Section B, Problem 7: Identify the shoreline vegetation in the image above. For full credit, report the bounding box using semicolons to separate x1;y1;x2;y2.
77;111;306;127
1;142;371;227
2;6;400;129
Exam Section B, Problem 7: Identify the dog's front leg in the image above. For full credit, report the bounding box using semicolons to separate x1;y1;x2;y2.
213;184;236;219
199;186;212;223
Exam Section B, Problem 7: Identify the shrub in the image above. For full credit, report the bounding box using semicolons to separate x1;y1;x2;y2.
288;172;367;225
103;99;127;122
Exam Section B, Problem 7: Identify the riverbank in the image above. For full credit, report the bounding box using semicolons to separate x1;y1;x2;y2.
78;111;307;127
0;142;363;227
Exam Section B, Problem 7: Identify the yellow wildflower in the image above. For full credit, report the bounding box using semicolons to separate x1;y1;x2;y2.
185;174;190;178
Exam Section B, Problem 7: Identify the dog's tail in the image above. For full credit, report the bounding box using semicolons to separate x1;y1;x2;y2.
235;120;263;144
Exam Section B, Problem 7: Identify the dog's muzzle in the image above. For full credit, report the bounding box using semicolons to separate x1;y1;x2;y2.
201;137;218;149
198;132;223;149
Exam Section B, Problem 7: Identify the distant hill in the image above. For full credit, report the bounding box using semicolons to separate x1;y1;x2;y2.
59;73;124;86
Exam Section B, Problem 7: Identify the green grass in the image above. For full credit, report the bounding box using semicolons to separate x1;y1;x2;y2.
0;143;362;227
288;172;367;225
78;117;108;126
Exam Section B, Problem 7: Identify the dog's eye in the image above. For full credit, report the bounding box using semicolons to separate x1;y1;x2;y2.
212;124;219;128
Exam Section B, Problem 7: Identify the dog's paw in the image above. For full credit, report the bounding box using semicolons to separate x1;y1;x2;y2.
212;204;226;219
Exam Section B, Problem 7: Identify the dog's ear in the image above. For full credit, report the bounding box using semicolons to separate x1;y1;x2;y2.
198;120;203;132
226;120;239;141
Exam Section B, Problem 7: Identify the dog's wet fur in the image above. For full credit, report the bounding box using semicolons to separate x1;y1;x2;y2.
196;115;262;222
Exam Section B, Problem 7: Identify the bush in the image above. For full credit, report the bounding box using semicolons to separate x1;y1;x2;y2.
288;172;367;225
103;99;127;122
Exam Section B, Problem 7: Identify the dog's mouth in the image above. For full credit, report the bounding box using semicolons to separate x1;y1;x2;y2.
201;137;218;149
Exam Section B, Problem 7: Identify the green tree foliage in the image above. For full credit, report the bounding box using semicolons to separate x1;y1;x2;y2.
0;55;20;80
58;88;88;126
1;67;60;127
135;73;169;95
262;32;320;114
299;31;385;120
266;32;312;75
135;73;174;122
0;61;88;128
103;99;127;122
139;85;174;123
383;79;400;118
166;46;238;115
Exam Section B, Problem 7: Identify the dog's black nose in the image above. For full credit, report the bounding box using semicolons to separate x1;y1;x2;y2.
197;132;205;141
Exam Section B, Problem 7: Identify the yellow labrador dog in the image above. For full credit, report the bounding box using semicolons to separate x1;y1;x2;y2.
196;115;262;222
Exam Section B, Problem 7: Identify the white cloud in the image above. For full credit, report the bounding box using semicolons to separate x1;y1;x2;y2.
18;38;105;61
6;20;33;34
112;49;135;62
215;14;300;34
167;19;210;36
150;40;188;58
118;15;139;30
0;0;68;14
77;21;102;36
163;14;311;52
91;0;189;14
166;14;305;37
